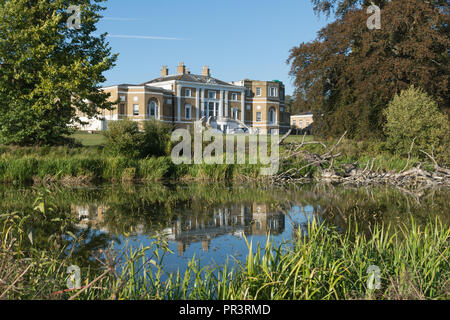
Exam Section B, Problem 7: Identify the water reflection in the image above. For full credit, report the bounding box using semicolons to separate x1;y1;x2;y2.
73;202;288;255
1;183;448;270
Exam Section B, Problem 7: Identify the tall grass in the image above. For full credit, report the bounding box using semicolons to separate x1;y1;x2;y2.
3;203;447;300
77;218;449;300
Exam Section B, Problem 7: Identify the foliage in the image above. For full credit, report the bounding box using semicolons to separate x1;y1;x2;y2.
103;120;142;158
383;86;450;164
288;0;449;139
0;0;117;145
103;120;173;159
140;120;173;158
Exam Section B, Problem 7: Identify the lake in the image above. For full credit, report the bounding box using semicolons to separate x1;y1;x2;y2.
1;182;448;274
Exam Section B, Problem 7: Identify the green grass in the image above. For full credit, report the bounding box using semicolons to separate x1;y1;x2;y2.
0;131;444;184
71;132;106;147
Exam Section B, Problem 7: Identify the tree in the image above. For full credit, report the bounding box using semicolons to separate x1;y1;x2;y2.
288;0;449;139
284;95;294;113
383;86;449;164
0;0;117;145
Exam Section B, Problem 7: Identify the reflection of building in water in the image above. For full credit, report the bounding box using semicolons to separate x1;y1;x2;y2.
71;202;285;256
71;204;110;233
173;203;285;255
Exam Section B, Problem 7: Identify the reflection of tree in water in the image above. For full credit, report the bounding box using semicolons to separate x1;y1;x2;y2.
0;188;116;272
1;183;448;262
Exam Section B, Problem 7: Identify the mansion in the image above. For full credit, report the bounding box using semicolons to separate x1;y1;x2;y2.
78;62;291;134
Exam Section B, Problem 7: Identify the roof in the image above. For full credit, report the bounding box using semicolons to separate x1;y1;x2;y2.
141;73;241;87
102;84;173;94
291;112;314;117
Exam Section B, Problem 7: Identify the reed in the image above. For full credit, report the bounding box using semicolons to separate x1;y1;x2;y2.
2;205;448;300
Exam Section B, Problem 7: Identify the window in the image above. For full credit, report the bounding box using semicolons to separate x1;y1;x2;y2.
280;107;284;112
268;108;276;124
119;95;126;102
185;88;192;97
208;91;217;99
293;120;296;126
208;102;218;117
232;108;239;120
148;101;158;119
185;104;192;120
167;98;172;104
246;88;251;97
133;104;139;115
256;87;261;96
256;112;262;122
269;87;278;97
231;93;238;101
246;104;251;111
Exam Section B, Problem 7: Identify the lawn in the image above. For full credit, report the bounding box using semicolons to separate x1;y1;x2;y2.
71;131;106;147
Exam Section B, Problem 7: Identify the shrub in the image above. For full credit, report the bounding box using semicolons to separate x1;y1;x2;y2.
140;120;173;157
103;120;173;159
383;86;449;165
103;120;143;158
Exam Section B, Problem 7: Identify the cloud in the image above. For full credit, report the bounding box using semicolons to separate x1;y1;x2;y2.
106;34;186;41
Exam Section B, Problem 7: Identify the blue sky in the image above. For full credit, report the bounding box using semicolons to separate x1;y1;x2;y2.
97;0;328;95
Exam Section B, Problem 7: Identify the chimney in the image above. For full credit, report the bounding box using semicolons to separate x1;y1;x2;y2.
177;62;186;75
202;66;210;77
161;65;169;77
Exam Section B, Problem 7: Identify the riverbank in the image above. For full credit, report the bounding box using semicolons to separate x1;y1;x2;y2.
0;133;448;186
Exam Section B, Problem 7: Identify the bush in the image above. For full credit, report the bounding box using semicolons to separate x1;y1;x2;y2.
103;120;142;158
103;120;173;159
383;86;450;165
140;120;173;157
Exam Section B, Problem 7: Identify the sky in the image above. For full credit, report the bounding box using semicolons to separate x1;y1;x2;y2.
96;0;329;95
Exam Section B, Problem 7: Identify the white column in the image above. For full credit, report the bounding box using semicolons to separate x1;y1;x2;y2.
219;90;224;118
241;91;245;122
196;87;200;120
177;85;182;122
225;90;229;117
201;88;205;117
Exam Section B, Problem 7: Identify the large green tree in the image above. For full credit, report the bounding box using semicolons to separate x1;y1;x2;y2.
0;0;117;145
288;0;449;139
